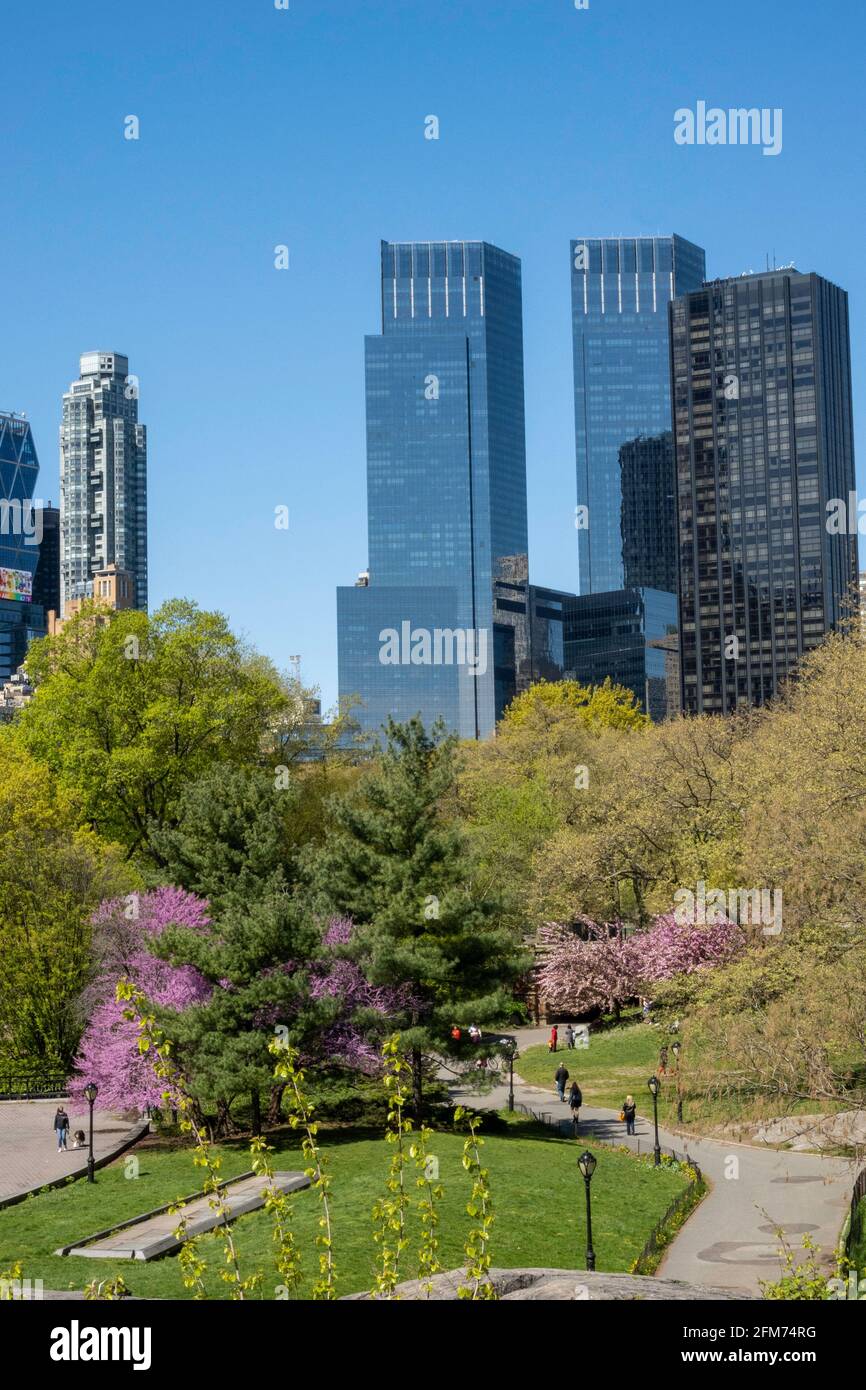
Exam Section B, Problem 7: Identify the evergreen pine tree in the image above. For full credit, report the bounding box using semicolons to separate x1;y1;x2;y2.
307;717;528;1113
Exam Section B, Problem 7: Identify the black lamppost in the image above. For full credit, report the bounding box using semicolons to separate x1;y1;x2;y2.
577;1150;597;1271
499;1038;517;1113
647;1074;661;1167
672;1040;683;1123
83;1081;98;1183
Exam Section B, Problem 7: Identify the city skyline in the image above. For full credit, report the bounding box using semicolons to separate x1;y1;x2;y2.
2;0;864;710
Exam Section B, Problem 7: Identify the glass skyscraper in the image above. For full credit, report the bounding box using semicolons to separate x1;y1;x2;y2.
571;235;706;594
60;352;148;615
338;241;530;740
0;413;46;681
671;268;858;713
563;587;679;722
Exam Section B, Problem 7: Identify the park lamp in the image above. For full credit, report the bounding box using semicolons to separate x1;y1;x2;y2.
577;1150;597;1182
672;1041;682;1062
647;1074;660;1098
83;1081;98;1105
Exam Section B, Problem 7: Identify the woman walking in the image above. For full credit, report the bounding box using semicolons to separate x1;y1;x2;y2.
548;1024;558;1054
53;1106;70;1153
622;1095;637;1136
568;1080;583;1135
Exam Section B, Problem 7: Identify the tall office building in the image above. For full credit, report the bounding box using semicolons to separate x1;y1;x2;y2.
571;235;706;594
619;432;678;593
0;413;47;680
32;502;60;618
60;352;147;615
671;268;858;714
338;241;531;740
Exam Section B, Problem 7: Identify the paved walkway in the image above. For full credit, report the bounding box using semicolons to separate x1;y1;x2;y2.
0;1101;146;1204
450;1028;855;1295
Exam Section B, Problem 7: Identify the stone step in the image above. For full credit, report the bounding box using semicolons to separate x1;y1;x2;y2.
58;1171;310;1261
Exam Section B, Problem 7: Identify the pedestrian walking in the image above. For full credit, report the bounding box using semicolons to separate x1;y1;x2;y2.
564;1024;575;1049
548;1025;558;1053
568;1080;583;1134
658;1044;669;1076
622;1095;637;1136
555;1062;569;1102
54;1106;70;1153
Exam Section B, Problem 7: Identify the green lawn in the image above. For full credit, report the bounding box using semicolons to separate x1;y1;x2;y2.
518;1026;849;1135
0;1115;691;1299
519;1026;666;1117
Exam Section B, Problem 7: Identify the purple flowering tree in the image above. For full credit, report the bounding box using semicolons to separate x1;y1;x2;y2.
69;888;212;1114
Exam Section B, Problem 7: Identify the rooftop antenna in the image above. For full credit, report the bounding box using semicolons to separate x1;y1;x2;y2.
288;655;301;684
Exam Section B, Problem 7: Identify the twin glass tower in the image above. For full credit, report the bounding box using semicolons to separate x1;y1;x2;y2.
338;241;528;740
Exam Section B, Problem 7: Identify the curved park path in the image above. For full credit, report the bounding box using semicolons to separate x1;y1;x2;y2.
450;1028;854;1296
0;1100;147;1205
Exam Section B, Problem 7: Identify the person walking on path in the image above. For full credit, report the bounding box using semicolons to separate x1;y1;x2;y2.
548;1025;558;1053
564;1024;575;1049
622;1095;637;1136
53;1106;70;1153
555;1062;570;1102
568;1080;583;1134
658;1044;669;1076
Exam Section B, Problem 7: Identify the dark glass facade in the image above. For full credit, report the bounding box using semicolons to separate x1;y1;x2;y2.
32;504;61;617
671;268;858;713
0;414;46;681
563;587;679;721
338;241;529;740
571;235;706;593
619;432;677;593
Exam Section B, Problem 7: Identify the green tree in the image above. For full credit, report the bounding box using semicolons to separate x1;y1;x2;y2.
307;717;528;1114
15;599;291;862
149;765;295;913
0;741;132;1067
501;677;649;732
152;892;327;1135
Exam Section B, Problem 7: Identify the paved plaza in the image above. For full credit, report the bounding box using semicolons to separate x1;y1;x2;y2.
0;1100;145;1204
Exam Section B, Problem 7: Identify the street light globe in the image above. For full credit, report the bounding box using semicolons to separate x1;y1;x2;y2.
672;1041;682;1060
647;1075;660;1097
83;1082;98;1104
577;1150;597;1181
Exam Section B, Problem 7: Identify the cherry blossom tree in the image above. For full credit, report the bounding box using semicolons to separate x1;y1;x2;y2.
536;914;745;1016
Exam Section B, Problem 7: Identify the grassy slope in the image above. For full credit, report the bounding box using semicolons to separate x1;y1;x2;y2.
517;1026;846;1134
0;1116;689;1299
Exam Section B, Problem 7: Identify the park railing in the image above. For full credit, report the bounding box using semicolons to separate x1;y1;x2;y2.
630;1164;705;1276
0;1070;68;1100
844;1165;866;1262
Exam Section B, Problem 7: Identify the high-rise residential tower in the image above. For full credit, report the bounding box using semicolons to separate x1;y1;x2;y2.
60;352;147;615
338;241;532;740
671;268;858;714
571;235;706;593
0;413;47;680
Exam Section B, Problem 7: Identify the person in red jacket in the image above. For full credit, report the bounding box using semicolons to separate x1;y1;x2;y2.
548;1025;558;1053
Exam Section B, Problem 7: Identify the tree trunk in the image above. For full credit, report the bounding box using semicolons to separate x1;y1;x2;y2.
411;1047;424;1119
250;1089;262;1136
267;1083;286;1126
215;1097;235;1137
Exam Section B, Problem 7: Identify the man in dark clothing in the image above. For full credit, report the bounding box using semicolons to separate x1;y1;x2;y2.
555;1063;569;1102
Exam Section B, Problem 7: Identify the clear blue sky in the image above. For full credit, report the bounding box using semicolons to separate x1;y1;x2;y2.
2;0;863;709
